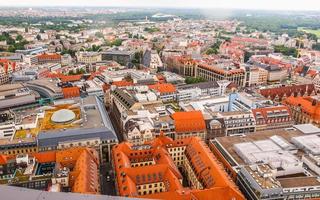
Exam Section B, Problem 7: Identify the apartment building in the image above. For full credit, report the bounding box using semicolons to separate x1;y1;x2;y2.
0;59;17;85
284;96;320;127
260;84;316;101
216;111;256;136
101;50;134;66
171;111;207;140
0;147;100;194
252;105;294;131
76;52;102;64
37;53;61;64
112;135;244;199
196;63;245;87
148;83;176;103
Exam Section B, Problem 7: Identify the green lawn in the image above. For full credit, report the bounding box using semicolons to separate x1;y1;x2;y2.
298;27;320;37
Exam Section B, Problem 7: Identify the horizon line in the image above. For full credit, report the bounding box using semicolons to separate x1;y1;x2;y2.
0;5;319;12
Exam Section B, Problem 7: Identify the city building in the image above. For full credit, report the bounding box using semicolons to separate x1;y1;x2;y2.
196;63;245;87
229;91;270;112
148;83;176;102
216;111;256;136
0;59;17;85
36;96;118;163
211;124;320;200
76;52;102;64
284;96;320;127
0;95;118;164
101;50;134;66
37;53;62;65
112;135;244;199
0;83;40;110
0;147;100;194
171;111;207;140
26;79;64;99
176;80;229;102
252;105;294;131
143;50;164;71
260;84;316;101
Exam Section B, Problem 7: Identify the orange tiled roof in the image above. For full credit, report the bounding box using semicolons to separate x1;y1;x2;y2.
149;83;176;94
252;105;292;125
112;80;134;87
32;151;56;163
37;53;61;60
62;87;80;98
232;37;268;45
172;111;206;133
60;75;83;82
112;136;244;200
284;96;320;121
260;84;316;101
0;154;9;165
0;147;100;195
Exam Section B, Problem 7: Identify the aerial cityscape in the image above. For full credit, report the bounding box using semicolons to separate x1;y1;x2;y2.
1;1;320;200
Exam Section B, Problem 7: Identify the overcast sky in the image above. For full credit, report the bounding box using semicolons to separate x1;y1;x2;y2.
1;0;320;11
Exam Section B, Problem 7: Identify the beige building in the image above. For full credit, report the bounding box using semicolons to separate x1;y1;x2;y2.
76;52;102;64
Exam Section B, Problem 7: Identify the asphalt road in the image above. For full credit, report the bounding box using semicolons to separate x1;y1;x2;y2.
100;163;116;195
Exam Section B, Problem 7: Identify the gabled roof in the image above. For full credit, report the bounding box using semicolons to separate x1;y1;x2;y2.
37;53;61;60
284;96;320;121
112;136;244;200
149;83;176;94
172;111;206;133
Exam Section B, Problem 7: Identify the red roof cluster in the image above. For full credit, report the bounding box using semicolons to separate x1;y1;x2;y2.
252;56;292;69
112;135;244;200
0;59;16;73
232;37;268;46
47;73;83;83
260;84;316;101
112;80;134;87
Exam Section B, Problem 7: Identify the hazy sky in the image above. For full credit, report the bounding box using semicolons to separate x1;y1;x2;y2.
1;0;320;11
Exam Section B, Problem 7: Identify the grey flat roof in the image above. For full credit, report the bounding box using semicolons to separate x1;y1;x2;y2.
37;127;117;147
0;185;138;200
178;81;219;90
37;96;118;147
293;124;320;135
102;50;134;56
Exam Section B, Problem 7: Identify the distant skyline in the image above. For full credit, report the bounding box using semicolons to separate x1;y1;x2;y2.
1;0;320;11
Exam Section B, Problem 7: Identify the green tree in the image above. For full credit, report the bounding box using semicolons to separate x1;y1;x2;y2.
274;45;298;57
16;35;23;41
95;32;104;38
312;43;320;51
185;77;206;84
244;51;254;62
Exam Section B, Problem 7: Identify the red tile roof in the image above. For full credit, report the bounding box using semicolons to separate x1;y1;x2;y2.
60;75;83;82
260;84;316;101
252;105;292;125
37;53;61;60
284;96;320;122
149;83;176;94
112;136;244;200
172;111;206;133
112;80;134;87
62;87;80;98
